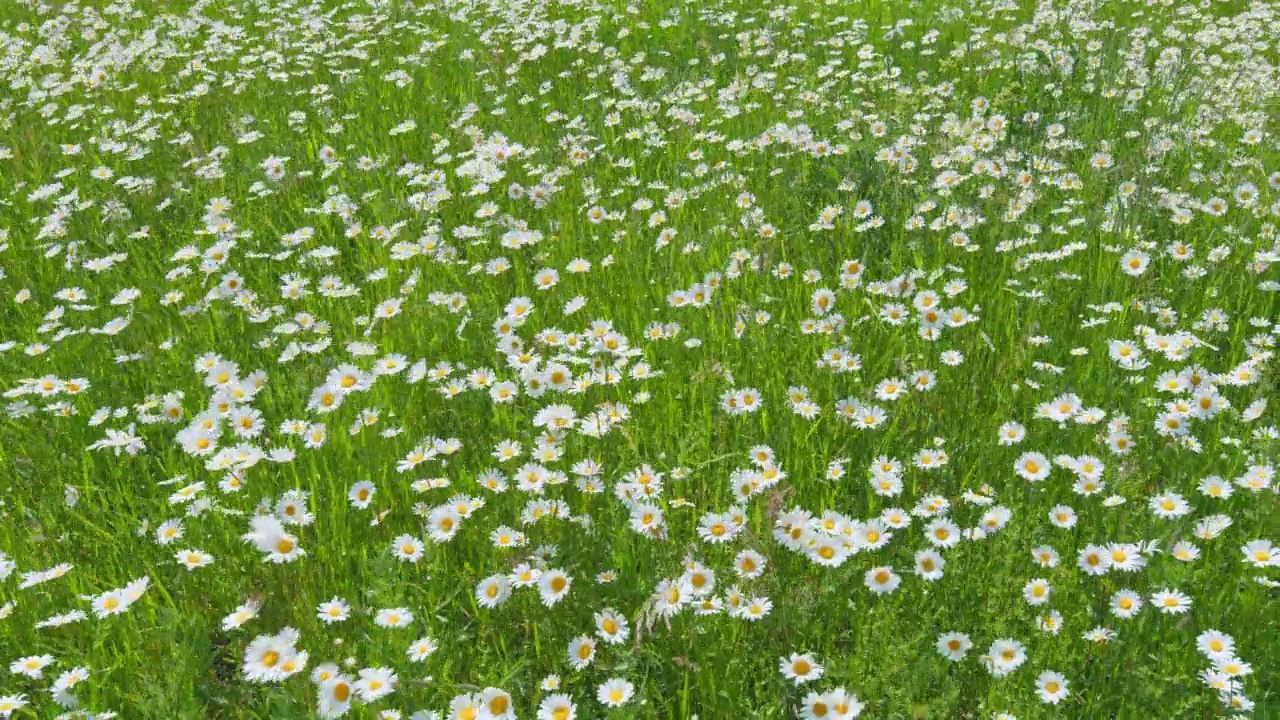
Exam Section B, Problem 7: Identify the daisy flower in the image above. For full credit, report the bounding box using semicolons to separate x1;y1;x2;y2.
779;653;824;685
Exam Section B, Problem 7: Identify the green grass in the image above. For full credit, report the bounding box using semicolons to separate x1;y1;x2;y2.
0;0;1277;718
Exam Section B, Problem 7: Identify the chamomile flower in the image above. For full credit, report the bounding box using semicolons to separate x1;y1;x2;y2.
175;548;214;570
536;694;575;720
355;667;397;702
348;481;376;509
596;678;635;708
1035;670;1070;704
780;653;824;685
865;566;901;594
317;598;351;624
594;608;630;644
374;607;413;629
1151;588;1193;615
317;675;355;719
9;655;54;679
537;569;572;606
1110;590;1143;619
936;632;972;661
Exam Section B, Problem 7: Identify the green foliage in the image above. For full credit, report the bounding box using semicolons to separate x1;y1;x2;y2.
0;0;1276;718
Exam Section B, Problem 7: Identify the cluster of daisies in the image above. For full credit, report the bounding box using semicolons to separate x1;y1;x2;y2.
0;0;1278;717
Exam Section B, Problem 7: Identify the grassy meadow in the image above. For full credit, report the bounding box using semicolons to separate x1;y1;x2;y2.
0;0;1277;717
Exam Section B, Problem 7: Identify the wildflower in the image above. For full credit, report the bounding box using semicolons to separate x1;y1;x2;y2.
242;515;305;563
9;655;54;679
175;549;214;570
1035;670;1070;704
936;632;972;661
374;608;413;629
780;653;824;685
537;569;572;607
865;566;901;595
597;678;635;708
355;667;398;702
537;694;575;720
